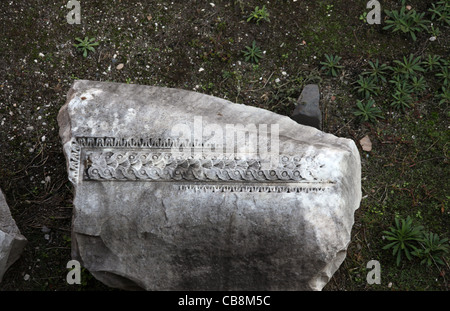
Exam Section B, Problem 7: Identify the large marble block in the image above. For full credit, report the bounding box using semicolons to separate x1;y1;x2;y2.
58;80;361;290
0;189;27;283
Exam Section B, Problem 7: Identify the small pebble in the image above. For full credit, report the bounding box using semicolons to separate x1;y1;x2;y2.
41;226;51;233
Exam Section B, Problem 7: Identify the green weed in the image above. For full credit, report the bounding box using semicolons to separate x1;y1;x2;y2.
382;216;424;266
73;37;99;58
247;5;270;24
384;5;429;41
354;75;379;99
352;98;384;123
320;54;344;77
242;41;263;64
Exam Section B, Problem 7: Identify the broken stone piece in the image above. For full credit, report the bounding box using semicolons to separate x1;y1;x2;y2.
0;189;27;283
291;84;322;130
360;135;372;152
58;80;361;291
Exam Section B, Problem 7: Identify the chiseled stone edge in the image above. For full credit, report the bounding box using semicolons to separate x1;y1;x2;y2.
68;137;335;189
178;184;332;193
83;149;330;183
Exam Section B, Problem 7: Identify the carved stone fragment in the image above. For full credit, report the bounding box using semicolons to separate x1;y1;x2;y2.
58;80;361;291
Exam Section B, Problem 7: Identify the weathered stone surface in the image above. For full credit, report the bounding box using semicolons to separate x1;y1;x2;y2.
291;84;322;130
58;80;361;291
0;189;27;283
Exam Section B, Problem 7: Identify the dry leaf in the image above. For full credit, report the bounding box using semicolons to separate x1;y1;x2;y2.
360;135;372;152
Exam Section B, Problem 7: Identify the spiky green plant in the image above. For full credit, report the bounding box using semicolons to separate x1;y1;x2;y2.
393;54;425;78
391;92;413;110
383;216;424;266
396;81;413;96
438;86;450;104
320;54;344;77
354;75;379;99
362;59;392;83
242;41;263;64
410;75;427;94
352;99;384;123
384;6;429;41
427;23;441;38
429;1;450;26
391;81;414;110
435;66;450;85
389;74;406;88
412;232;449;266
73;37;99;58
247;5;270;24
423;54;442;72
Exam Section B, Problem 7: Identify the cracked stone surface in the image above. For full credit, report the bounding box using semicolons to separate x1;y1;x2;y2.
0;189;27;283
58;80;361;291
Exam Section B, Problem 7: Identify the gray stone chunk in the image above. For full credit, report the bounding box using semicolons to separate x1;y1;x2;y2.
0;189;27;283
58;80;361;291
291;84;322;130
